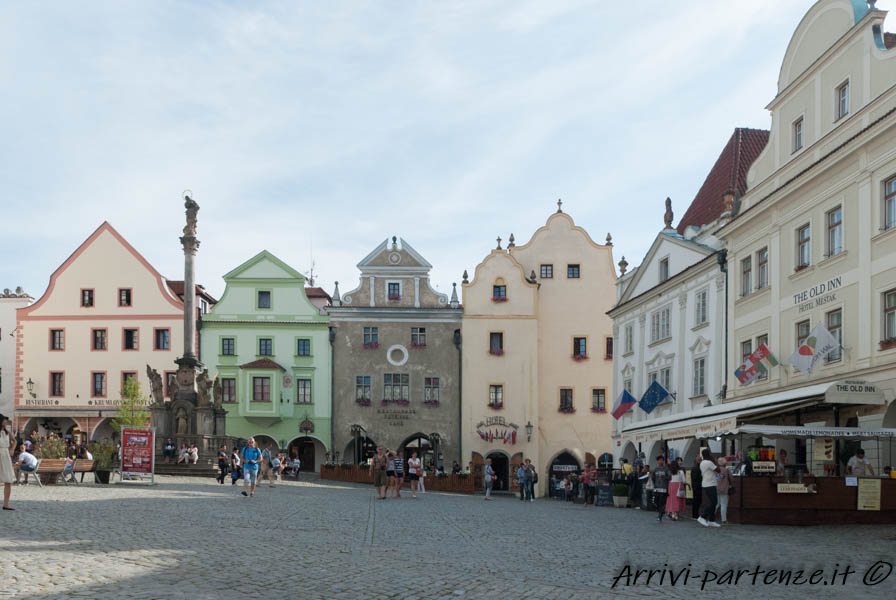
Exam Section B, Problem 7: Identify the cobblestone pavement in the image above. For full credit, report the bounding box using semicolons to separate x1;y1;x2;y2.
2;476;896;599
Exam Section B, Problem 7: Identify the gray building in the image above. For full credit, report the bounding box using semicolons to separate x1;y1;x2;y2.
330;237;461;467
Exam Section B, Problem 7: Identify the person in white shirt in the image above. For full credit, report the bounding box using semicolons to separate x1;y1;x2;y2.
698;449;721;528
407;451;422;499
16;447;39;485
847;449;874;476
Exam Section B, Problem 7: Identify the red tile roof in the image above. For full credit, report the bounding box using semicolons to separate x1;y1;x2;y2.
886;32;896;49
167;281;218;303
676;128;769;235
305;287;331;300
239;358;285;371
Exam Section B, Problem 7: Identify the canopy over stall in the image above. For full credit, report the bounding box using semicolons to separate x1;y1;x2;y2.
697;425;896;440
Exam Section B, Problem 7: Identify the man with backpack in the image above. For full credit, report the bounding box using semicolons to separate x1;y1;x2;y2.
239;438;263;497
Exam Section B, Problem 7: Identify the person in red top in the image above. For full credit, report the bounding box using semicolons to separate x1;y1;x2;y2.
582;465;596;506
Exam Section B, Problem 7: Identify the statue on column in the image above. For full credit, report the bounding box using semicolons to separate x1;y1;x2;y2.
196;369;212;407
146;366;164;406
213;374;223;409
175;407;189;435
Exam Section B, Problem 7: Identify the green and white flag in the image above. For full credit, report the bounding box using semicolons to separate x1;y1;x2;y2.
789;323;840;375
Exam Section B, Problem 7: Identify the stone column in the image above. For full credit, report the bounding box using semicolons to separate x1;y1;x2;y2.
175;195;201;393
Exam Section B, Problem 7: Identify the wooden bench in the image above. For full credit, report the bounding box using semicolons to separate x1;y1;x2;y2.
24;458;68;488
70;459;96;485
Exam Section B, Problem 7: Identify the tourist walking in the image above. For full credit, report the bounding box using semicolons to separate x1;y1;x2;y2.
582;466;594;506
665;461;686;520
393;453;405;498
230;446;242;485
0;414;16;510
369;447;388;499
386;451;397;497
407;451;422;499
216;445;229;484
484;458;495;500
716;458;734;524
698;449;720;527
260;444;276;488
418;464;426;494
523;459;536;502
690;455;702;520
239;438;263;497
651;455;671;522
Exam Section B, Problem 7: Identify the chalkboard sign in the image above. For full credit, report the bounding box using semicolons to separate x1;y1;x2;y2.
596;483;612;506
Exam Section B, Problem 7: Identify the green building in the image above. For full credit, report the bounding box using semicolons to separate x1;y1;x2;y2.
201;251;331;471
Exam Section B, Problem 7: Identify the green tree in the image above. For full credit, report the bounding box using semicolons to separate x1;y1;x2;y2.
110;378;151;430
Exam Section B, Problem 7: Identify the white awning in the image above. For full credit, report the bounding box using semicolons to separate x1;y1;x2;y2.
696;425;896;440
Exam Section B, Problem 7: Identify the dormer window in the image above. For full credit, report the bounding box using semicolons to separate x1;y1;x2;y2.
257;290;271;309
659;258;669;282
792;117;803;152
492;283;507;302
836;80;850;120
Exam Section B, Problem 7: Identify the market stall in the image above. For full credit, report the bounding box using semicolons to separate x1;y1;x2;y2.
697;425;896;525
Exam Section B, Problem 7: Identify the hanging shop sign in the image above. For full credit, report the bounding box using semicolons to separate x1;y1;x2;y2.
752;461;776;473
475;416;519;445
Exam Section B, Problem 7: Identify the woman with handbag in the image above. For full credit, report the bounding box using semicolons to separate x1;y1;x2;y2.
665;461;686;520
716;458;735;524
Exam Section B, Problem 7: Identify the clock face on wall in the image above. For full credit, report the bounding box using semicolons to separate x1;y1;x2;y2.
388;252;402;265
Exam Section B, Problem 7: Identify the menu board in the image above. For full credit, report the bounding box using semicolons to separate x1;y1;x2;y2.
857;478;881;511
813;438;834;462
121;427;155;482
752;461;776;473
596;483;613;507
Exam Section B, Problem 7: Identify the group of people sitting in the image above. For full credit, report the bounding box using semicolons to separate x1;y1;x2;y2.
161;439;200;465
11;437;95;485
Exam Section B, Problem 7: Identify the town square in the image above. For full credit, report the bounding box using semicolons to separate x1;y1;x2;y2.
3;1;896;598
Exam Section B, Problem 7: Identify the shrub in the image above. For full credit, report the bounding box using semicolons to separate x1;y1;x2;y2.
612;483;629;497
456;472;470;479
90;440;117;470
35;437;67;459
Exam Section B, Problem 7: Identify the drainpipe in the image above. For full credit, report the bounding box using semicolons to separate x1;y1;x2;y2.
329;326;336;460
454;328;462;465
717;250;728;402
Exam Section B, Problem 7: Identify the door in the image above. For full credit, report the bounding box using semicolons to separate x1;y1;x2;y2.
471;452;484;491
291;438;316;472
487;453;509;491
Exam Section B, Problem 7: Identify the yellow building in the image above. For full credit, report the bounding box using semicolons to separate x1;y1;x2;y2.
461;205;616;495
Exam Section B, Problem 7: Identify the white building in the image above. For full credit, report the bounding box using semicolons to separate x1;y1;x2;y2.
0;287;33;418
609;129;768;467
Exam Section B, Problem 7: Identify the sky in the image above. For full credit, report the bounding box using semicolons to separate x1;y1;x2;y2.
2;1;893;302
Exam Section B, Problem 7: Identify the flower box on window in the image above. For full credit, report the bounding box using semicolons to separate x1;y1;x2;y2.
488;402;503;410
382;398;409;407
591;407;607;414
492;296;508;302
362;342;379;350
558;406;576;414
356;397;371;407
410;341;426;348
489;349;504;356
388;294;402;301
423;399;440;407
880;338;896;351
794;264;809;273
573;354;589;361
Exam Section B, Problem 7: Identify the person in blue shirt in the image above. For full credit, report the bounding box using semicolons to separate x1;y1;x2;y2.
239;437;263;497
517;465;526;501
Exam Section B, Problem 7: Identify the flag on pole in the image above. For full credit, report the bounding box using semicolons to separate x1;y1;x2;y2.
638;380;670;414
789;323;840;375
612;389;638;420
735;343;780;386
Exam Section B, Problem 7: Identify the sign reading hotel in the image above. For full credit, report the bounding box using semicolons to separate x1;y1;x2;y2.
120;427;155;482
792;275;842;313
475;416;519;444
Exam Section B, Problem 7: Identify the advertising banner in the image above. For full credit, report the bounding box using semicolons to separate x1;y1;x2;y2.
121;427;155;483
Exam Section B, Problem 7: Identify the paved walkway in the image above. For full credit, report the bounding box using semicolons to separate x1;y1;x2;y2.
2;476;895;599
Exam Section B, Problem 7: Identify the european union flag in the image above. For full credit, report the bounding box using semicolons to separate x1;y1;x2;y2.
638;380;670;414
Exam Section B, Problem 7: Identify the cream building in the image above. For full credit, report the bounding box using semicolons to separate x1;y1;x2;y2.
15;222;191;442
716;0;896;467
1;287;33;418
461;206;616;494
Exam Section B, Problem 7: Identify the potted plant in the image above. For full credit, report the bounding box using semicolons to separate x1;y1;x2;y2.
34;437;67;485
612;483;629;507
91;440;117;484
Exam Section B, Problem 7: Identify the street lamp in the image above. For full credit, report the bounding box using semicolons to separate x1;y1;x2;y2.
525;421;533;442
26;378;36;399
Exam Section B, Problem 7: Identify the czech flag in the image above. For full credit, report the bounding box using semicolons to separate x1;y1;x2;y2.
612;389;638;420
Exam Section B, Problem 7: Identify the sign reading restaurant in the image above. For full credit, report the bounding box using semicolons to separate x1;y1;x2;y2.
792;275;842;313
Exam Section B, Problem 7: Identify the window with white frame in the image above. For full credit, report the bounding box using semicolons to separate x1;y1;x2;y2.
757;247;768;289
592;388;606;411
792;117;803;152
827;206;843;257
660;367;671;392
624;323;633;354
885;290;896;342
424;377;440;403
692;357;705;397
741;257;752;296
836;80;850;120
355;376;371;403
826;309;842;362
797;224;811;268
885;176;896;231
650;307;671;342
383;373;409;403
623;378;633;394
796;320;811;347
659;258;669;283
695;289;707;325
740;340;752;366
296;379;312;403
